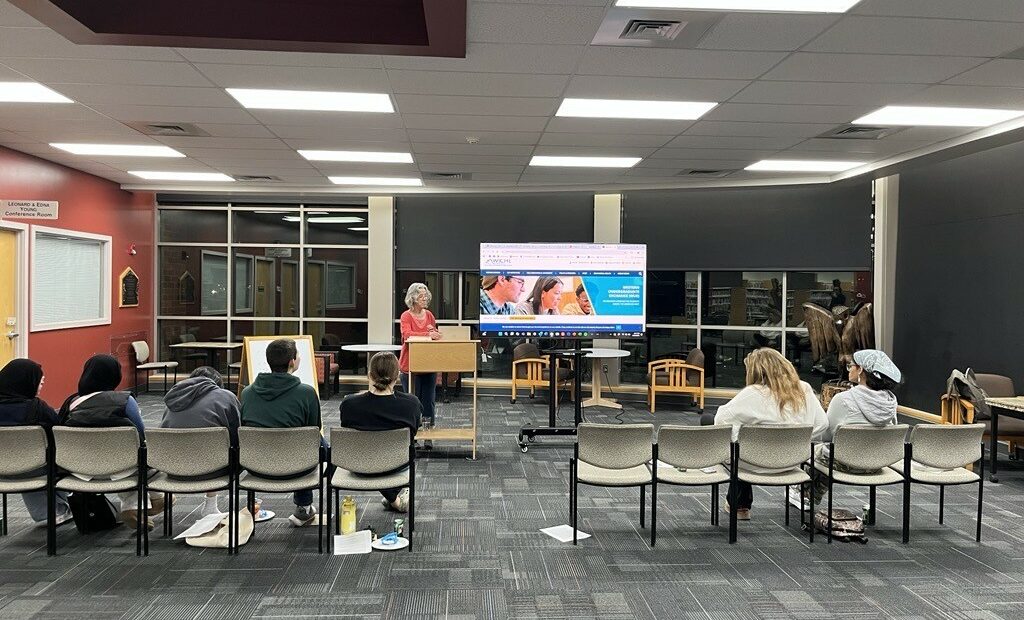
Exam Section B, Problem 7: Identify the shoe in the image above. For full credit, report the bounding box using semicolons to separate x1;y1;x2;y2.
381;496;392;510
148;494;175;517
121;510;155;531
787;487;811;512
35;511;74;528
202;500;221;517
724;503;751;520
288;504;317;527
390;488;410;513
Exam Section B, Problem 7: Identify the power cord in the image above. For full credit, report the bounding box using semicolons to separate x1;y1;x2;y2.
603;366;625;425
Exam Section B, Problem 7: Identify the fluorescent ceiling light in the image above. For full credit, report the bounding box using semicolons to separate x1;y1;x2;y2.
0;82;72;103
51;143;184;157
329;176;423;186
226;88;393;112
298;150;413;163
854;105;1024;127
348;227;370;232
614;0;861;12
129;171;234;182
745;159;865;172
307;216;364;224
556;98;717;120
530;156;641;168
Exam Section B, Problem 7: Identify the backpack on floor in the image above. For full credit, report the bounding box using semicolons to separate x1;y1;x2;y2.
67;493;119;534
810;508;868;544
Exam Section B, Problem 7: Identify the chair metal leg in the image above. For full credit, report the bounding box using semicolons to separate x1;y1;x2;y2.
938;486;944;524
318;483;324;555
409;456;416;536
711;484;719;526
902;481;910;544
640;485;646;529
651;480;657;547
978;442;985;543
827;479;833;544
247;491;256;540
47;481;57;556
572;461;579;545
785;485;790;526
334;490;340;535
1;493;6;536
869;486;877;525
136;481;143;557
808;472;815;543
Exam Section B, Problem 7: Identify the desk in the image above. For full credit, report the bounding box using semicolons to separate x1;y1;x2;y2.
341;344;403;382
169;342;242;372
985;396;1024;482
581;348;630;409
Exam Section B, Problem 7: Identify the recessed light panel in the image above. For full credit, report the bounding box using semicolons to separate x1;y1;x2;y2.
530;156;641;168
298;150;413;163
226;88;394;112
0;82;72;103
614;0;861;12
556;98;718;120
854;106;1024;127
746;160;865;172
329;176;423;186
52;143;185;157
129;171;234;182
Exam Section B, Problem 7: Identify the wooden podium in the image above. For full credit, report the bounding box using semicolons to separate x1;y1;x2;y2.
408;338;480;459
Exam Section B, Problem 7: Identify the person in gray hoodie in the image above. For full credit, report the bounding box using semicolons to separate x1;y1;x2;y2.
161;366;240;515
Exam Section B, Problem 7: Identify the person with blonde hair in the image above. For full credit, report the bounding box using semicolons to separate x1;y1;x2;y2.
711;348;827;520
339;352;421;512
399;282;441;428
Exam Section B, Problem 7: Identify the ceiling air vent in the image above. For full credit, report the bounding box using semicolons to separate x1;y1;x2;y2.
621;19;685;41
125;121;211;137
678;169;736;178
233;175;283;182
424;172;472;181
819;125;901;140
593;9;722;49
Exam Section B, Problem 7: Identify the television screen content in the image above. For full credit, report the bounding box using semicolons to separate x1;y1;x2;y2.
479;243;646;338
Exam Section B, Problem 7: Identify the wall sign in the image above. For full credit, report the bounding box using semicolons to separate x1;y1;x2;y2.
119;267;140;308
2;200;58;219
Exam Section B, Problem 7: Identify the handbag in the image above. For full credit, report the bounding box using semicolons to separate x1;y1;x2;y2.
67;493;119;534
185;509;254;548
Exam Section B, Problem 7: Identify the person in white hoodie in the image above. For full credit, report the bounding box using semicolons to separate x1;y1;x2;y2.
712;348;828;520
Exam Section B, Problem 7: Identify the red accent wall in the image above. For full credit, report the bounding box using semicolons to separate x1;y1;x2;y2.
0;145;155;401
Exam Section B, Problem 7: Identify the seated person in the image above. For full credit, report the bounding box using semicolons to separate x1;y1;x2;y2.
161;366;241;515
0;359;72;526
240;339;323;527
339;352;421;513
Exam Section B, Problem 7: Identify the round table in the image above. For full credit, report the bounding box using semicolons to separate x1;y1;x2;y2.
341;344;403;383
581;348;630;409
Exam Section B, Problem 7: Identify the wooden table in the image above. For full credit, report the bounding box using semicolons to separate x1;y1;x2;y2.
985;396;1024;482
170;342;242;373
341;344;403;382
581;347;630;409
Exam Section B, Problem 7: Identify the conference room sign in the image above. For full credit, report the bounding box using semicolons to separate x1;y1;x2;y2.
1;200;58;219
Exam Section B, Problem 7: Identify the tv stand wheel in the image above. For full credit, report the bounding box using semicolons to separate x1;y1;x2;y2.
510;398;516;404
528;435;536;443
520;444;529;453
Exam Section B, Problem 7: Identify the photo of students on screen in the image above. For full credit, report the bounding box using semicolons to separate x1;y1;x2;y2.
479;275;526;315
514;276;563;316
561;282;593;316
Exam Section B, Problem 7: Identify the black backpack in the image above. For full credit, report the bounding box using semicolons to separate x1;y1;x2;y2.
67;493;119;534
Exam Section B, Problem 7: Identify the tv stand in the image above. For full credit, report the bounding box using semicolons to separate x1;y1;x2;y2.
517;340;583;452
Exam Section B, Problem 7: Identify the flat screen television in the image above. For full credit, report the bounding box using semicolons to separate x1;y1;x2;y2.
478;242;646;338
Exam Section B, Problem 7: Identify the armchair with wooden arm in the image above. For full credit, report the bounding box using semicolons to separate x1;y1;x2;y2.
313;350;340;398
647;349;705;414
510;342;574;405
942;373;1023;459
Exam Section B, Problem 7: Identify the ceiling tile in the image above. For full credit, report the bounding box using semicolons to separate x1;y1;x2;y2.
266;125;409;141
704;103;870;124
663;134;805;150
414;153;530;166
176;147;307;161
0;104;119;122
384;43;581;74
532;145;656;157
538;133;673;148
650;147;780;160
154;137;291;150
685;121;836;138
53;84;236;107
283;139;410;151
945;59;1024;87
309;162;421;174
394;94;557;116
0;129;35;143
698;13;839;51
0;3;40;26
853;0;1024;22
805;16;1024;57
894;84;1024;107
404;129;541;145
577;47;788;80
249;111;405;130
467;3;607;45
785;138;931;155
402;114;550;132
630;158;754;170
175;48;383;68
193;64;390;90
545;117;694;135
207;162;322;173
762;52;986;84
0;27;180;60
89;104;260;125
420;163;525;174
2;57;211;87
387;70;569;97
189;123;278;139
412;143;534;156
563;75;750;101
731;81;926;106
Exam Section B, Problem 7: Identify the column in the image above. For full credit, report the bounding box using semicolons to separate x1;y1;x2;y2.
593;194;622;385
872;175;898;354
367;196;395;344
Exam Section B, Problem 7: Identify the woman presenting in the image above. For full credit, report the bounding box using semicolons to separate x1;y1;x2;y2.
399;282;441;429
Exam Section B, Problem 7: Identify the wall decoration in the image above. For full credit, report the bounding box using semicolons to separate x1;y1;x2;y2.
178;271;196;305
119;267;140;308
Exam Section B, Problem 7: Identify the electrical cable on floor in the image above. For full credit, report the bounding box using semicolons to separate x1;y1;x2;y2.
604;366;625;424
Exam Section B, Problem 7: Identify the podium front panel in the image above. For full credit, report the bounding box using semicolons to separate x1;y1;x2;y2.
408;340;478;373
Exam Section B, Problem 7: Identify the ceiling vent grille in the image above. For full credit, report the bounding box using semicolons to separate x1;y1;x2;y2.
592;9;721;49
819;125;901;140
126;121;211;137
678;169;736;178
233;175;282;182
621;19;685;41
424;172;472;181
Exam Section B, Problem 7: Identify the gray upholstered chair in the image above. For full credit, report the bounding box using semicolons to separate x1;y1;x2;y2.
814;424;909;543
651;425;732;544
235;427;324;553
146;428;234;549
570;423;654;545
731;425;813;544
898;424;985;542
327;427;415;552
51;427;148;556
131;340;178;395
0;426;51;545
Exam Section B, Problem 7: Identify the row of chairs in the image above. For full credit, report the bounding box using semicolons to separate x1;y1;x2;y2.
0;425;416;556
570;422;986;545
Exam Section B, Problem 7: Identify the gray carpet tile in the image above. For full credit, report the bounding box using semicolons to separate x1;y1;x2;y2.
1;389;1023;619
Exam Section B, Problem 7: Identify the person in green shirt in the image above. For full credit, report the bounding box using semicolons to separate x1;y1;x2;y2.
240;338;324;526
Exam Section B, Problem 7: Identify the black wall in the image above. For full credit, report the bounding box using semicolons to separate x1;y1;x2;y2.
894;139;1024;410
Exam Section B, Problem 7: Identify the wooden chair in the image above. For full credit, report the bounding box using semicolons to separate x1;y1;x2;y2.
510;342;573;405
313;351;340;398
647;349;705;414
941;374;1022;460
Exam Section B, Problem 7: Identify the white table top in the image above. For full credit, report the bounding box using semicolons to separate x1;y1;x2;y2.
170;342;242;350
341;344;403;352
583;347;630;359
987;396;1024;413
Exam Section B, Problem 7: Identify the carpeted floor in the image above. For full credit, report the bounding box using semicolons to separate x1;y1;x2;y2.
1;390;1023;619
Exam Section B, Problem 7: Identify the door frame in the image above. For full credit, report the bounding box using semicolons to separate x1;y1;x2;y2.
0;220;29;359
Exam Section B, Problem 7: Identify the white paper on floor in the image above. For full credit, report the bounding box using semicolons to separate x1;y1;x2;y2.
333;529;373;555
174;512;225;540
541;524;591;543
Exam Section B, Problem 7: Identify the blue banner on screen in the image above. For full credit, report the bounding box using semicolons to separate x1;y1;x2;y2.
479;243;646;338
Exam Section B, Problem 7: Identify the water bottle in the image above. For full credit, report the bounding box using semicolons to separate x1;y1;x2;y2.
341;495;357;535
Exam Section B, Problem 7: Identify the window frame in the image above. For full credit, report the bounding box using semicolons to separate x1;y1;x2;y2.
30;225;112;332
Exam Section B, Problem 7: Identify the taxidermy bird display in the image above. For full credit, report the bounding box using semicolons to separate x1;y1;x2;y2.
802;301;874;377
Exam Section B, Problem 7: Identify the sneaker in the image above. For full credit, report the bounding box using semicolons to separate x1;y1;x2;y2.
724;503;751;520
202;500;221;517
288;504;317;527
390;488;410;513
148;494;175;517
787;487;811;512
120;509;155;531
381;496;392;510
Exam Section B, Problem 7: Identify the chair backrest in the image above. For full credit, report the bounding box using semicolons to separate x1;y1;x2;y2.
833;424;909;470
578;423;653;469
513;342;540;361
974;373;1015;398
181;333;197;343
438;325;471;340
131;341;150;364
146;428;230;477
657;425;731;470
909;423;984;469
52;427;139;477
685;348;704;369
237;426;321;477
330;427;410;474
736;425;812;470
0;426;48;477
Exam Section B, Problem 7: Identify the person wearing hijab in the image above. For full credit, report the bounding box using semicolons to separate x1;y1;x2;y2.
0;359;72;525
61;354;159;530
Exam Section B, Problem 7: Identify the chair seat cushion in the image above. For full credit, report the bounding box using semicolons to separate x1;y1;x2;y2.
577;461;650;486
331;467;409;491
653;463;729;485
652;373;701;387
147;472;231;494
56;475;140;493
238;468;321;492
814;462;903;486
737;468;810;486
0;475;48;492
137;362;178;369
892;461;980;485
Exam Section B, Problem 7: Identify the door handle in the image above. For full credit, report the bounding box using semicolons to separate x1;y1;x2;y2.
6;331;17;339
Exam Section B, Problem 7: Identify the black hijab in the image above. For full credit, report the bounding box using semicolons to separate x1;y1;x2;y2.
77;354;122;395
0;358;43;403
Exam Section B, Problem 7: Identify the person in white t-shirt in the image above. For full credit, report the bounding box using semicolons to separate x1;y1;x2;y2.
710;348;827;521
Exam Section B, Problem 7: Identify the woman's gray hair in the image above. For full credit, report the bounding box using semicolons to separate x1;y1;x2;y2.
404;282;432;309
